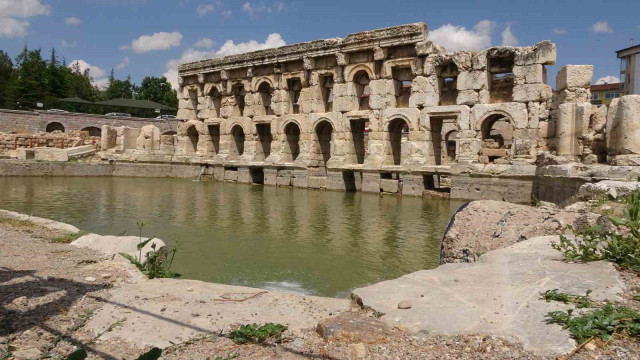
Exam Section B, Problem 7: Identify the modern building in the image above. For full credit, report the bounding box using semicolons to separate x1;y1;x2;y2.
617;44;640;95
590;83;621;105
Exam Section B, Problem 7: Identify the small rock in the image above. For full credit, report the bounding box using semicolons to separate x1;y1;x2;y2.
585;342;597;351
397;300;412;309
84;276;97;282
100;273;112;279
12;296;28;307
12;347;41;360
186;287;194;292
350;343;367;359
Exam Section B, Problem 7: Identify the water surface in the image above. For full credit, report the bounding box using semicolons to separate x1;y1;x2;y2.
0;177;463;296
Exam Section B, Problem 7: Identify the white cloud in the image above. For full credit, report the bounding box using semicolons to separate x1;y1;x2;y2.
501;25;518;46
0;0;50;18
61;39;77;48
553;28;568;35
65;17;82;25
196;3;214;16
429;20;495;51
0;17;29;38
194;37;215;48
242;1;286;17
69;59;110;88
116;56;129;70
163;33;286;90
0;0;50;38
590;21;613;33
595;76;620;85
221;9;232;17
128;32;183;53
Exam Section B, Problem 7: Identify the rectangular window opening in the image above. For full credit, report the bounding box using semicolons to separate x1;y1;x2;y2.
288;78;302;114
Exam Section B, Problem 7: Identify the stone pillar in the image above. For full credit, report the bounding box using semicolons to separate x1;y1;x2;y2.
101;125;117;151
362;172;381;193
556;102;589;156
606;95;640;165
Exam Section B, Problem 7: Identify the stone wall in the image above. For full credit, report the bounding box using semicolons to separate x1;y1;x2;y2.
0;131;99;156
0;109;179;134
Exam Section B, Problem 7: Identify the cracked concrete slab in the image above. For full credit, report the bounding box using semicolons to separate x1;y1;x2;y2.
84;279;351;349
351;236;624;355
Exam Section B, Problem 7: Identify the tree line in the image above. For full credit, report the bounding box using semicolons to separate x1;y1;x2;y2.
0;46;178;117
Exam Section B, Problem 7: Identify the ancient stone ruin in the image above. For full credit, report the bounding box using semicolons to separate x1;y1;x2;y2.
100;23;640;197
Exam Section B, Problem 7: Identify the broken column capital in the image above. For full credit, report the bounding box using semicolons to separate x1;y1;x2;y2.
336;52;349;66
220;69;228;80
197;73;205;84
246;67;254;78
303;57;315;70
373;47;387;61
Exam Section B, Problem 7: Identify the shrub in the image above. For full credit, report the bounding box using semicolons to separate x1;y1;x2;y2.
228;323;288;344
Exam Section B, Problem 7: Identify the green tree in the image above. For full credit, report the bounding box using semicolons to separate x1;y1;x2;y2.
135;76;178;108
65;61;97;101
47;48;67;99
0;50;15;108
106;73;136;100
13;47;48;109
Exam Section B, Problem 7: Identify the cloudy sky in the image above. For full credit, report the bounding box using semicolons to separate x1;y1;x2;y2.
0;0;637;90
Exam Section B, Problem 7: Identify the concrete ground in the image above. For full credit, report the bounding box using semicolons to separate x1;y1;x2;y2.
352;235;625;355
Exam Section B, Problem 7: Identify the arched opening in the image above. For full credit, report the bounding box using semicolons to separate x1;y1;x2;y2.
284;122;300;162
388;118;409;166
257;82;274;116
353;70;371;111
186;125;199;154
480;114;513;163
320;74;334;112
315;121;333;164
207;125;220;155
209;87;222;117
231;125;245;156
46;122;65;133
81;126;101;137
445;130;458;162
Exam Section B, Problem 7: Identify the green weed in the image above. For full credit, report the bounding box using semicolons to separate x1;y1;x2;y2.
50;231;87;244
120;223;180;279
228;323;288;344
540;289;594;308
545;303;640;343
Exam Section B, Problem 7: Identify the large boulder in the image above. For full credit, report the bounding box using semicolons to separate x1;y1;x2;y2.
578;180;640;200
440;200;604;263
71;234;166;264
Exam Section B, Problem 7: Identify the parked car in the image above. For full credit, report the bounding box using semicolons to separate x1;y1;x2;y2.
47;109;68;113
156;115;176;119
105;112;131;117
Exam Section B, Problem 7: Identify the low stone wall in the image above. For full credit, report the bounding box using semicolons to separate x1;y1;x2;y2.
0;160;200;178
0;131;100;156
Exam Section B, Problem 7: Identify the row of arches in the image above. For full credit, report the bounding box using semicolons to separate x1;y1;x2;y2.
45;122;102;137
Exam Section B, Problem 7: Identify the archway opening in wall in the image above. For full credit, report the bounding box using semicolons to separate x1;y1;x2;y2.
46;122;65;133
207;125;220;155
350;119;367;164
354;70;371;111
209;87;222;118
232;84;246;117
284;122;301;162
163;131;177;135
81;126;101;137
320;75;334;112
388;118;409;166
315;120;333;164
480;114;513;163
186;125;199;154
231;125;245;156
256;123;271;160
257;82;274;115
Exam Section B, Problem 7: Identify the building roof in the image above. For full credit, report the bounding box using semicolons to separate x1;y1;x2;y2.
590;83;621;92
59;96;94;104
616;44;640;58
95;98;175;110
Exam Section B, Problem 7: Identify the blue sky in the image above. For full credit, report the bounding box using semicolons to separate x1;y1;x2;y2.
1;0;638;90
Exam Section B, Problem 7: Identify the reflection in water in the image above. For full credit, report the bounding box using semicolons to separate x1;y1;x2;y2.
0;177;464;297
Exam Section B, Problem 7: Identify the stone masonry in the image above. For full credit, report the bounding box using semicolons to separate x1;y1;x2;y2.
99;23;640;198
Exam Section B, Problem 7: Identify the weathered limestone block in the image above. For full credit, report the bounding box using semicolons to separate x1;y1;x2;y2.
527;102;540;130
456;90;479;106
160;135;175;154
512;84;552;103
220;96;237;118
362;172;381;193
556;102;590;155
34;147;69;161
472;50;487;70
332;83;358;112
380;179;400;193
456;138;480;163
606;96;640;156
472;103;528;130
558;88;590;104
409;76;438;108
513;64;544;85
515;40;556;66
271;89;289;116
368;79;396;110
116;127;140;151
457;71;488;91
135;125;161;151
556;65;593;91
401;175;423;196
101;125;117;150
300;86;322;114
590;104;608;133
242;93;263;118
421;105;471;131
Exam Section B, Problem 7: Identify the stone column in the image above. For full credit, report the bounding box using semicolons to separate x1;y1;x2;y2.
606;95;640;165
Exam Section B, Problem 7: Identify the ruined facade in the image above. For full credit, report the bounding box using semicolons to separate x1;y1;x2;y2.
100;23;640;196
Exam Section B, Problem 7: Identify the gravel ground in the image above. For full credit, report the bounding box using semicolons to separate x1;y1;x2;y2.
0;219;638;360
